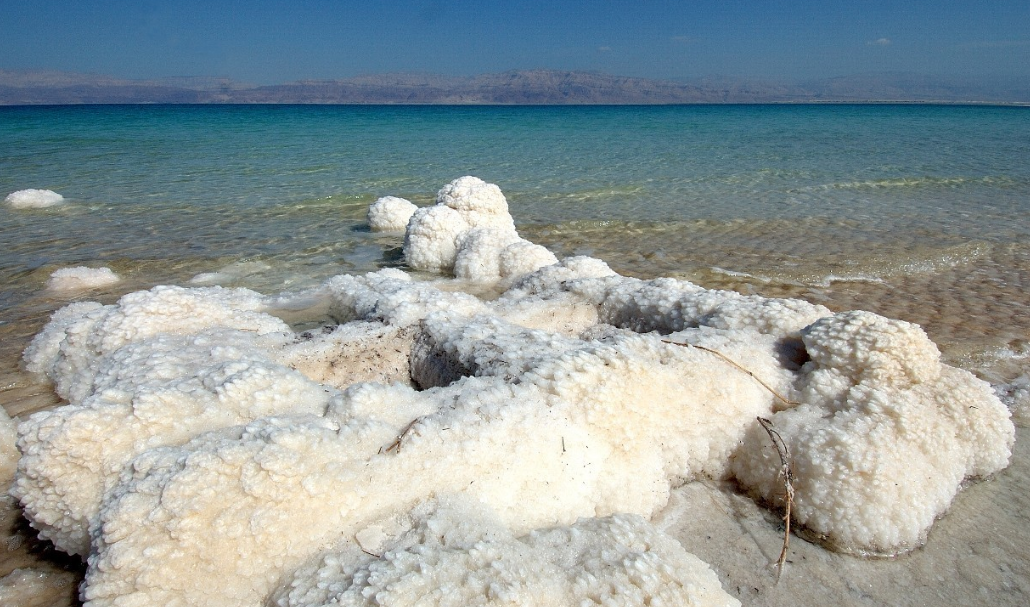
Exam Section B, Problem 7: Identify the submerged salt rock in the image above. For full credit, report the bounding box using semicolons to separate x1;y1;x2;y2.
272;497;739;607
732;310;1015;556
4;189;64;208
367;196;417;232
46;266;121;292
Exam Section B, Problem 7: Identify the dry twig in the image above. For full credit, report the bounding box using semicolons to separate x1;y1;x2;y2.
757;416;795;582
661;340;798;406
380;417;422;454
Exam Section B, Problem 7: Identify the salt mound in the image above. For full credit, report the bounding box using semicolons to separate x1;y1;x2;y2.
367;195;417;232
46;266;121;292
732;311;1015;555
11;178;1014;606
4;189;65;208
402;176;554;281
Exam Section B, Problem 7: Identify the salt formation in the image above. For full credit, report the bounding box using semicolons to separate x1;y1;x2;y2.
12;177;1014;607
367;195;417;232
732;311;1015;555
46;266;121;292
0;406;17;481
4;188;65;208
271;497;738;607
403;176;557;280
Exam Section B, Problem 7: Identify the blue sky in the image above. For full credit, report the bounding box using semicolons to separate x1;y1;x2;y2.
3;1;1029;84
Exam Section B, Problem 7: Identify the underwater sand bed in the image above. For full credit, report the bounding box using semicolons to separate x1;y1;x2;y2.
0;177;1024;606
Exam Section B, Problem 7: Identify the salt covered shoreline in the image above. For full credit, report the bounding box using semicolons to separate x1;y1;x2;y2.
0;178;1021;606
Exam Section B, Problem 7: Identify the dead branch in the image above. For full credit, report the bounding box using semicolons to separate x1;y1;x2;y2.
661;340;798;406
380;417;422;454
758;416;795;582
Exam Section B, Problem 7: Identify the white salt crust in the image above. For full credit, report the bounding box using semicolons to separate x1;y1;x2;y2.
4;189;65;209
12;178;1014;607
0;406;17;482
367;196;417;232
46;267;121;292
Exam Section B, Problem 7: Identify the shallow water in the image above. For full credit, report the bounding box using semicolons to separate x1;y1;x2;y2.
1;104;1028;605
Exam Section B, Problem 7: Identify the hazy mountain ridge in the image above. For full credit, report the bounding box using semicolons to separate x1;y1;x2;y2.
1;69;1027;105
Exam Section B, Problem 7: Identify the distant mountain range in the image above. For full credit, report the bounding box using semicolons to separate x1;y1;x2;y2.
1;69;1027;105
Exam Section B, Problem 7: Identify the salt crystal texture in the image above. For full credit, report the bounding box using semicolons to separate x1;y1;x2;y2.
12;178;1012;607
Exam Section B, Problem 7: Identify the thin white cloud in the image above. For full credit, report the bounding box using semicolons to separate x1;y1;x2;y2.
671;36;697;44
867;38;892;46
598;46;612;53
959;39;1030;49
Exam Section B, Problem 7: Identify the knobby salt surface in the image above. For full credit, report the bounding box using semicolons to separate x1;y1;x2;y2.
4;177;1014;607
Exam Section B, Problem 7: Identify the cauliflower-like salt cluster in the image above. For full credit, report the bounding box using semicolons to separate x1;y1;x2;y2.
367;196;417;232
10;177;1014;606
400;176;555;282
732;310;1015;555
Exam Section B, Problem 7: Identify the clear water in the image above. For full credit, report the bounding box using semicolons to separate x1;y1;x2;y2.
1;103;1030;604
3;104;1029;375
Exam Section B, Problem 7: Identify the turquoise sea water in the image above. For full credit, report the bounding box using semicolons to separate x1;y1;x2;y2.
3;104;1029;379
1;103;1029;605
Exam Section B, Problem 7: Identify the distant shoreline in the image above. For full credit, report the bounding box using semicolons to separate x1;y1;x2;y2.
3;68;1028;106
2;101;1029;108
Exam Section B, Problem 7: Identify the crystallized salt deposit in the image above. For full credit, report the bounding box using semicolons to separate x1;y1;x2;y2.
46;266;121;292
12;177;1015;607
367;195;418;232
732;311;1015;556
0;406;17;482
270;496;739;607
400;176;553;281
4;189;65;209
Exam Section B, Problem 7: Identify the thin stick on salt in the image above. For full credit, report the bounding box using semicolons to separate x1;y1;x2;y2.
661;340;798;406
758;416;795;582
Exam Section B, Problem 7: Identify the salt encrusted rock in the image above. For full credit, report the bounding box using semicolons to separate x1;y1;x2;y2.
13;178;1015;606
453;227;522;281
435;175;516;232
46;267;121;292
402;205;470;273
402;177;548;279
271;497;740;607
323;268;489;327
4;189;64;208
81;321;774;606
498;239;559;280
367;196;417;232
14;330;337;556
732;310;1015;555
22;285;289;403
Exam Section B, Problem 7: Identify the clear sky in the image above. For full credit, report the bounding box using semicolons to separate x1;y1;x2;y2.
3;0;1029;84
